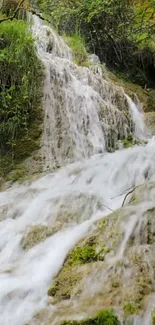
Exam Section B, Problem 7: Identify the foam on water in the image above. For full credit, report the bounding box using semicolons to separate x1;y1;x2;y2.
0;139;155;324
0;14;154;325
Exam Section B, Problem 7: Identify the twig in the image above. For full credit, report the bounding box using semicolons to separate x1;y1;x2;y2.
101;204;114;212
122;185;140;207
111;185;134;199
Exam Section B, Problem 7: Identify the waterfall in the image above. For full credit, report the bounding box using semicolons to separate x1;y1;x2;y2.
0;14;155;325
30;15;147;170
125;94;147;139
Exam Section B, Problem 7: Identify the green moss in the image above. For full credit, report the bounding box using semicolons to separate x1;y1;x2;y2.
22;225;51;250
61;309;120;325
123;301;139;316
5;167;25;182
97;309;120;325
121;139;133;148
151;308;155;325
67;245;97;266
48;268;79;300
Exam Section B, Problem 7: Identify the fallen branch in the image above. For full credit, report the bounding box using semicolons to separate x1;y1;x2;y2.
0;0;25;23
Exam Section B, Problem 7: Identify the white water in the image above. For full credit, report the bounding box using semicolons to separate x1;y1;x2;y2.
0;14;155;325
1;142;155;325
126;94;147;139
29;15;146;170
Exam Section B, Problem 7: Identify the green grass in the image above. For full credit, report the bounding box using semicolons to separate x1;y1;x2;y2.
64;34;89;66
0;19;44;180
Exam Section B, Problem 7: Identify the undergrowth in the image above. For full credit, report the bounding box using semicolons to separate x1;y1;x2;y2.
0;19;43;180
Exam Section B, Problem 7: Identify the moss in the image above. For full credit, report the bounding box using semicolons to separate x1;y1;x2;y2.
5;167;25;182
67;245;98;266
121;139;133;148
61;309;120;325
151;308;155;325
22;225;51;250
123;301;139;316
48;268;79;300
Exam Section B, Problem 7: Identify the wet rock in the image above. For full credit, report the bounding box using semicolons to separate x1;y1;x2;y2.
22;225;53;250
144;112;155;134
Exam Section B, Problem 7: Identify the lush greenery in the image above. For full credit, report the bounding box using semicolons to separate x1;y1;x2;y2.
67;245;98;266
64;34;89;66
61;309;120;325
34;0;155;87
0;19;43;177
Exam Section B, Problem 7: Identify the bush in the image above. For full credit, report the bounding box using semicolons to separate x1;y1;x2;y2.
0;19;43;173
34;0;155;87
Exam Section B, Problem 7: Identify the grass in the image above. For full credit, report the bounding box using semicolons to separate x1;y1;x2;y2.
64;34;89;66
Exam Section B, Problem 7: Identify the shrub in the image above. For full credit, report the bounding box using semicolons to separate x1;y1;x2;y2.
0;19;43;174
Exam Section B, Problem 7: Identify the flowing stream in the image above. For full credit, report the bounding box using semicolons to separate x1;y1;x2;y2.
0;15;155;325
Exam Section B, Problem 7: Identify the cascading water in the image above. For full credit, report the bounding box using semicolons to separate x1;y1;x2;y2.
29;14;146;171
0;14;155;325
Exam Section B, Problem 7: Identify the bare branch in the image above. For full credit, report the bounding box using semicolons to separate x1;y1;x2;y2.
101;204;114;212
122;185;141;207
111;185;134;199
0;0;25;23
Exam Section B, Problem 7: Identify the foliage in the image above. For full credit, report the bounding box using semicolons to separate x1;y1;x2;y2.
0;19;43;176
61;309;120;325
64;34;89;66
34;0;155;87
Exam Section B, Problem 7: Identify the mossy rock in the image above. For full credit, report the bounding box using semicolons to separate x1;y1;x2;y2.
48;267;80;300
22;225;52;250
67;245;98;267
123;301;140;317
144;112;155;134
61;309;120;325
47;211;122;302
152;308;155;325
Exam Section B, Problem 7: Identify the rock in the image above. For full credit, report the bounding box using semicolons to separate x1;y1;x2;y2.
144;112;155;134
88;54;100;64
22;225;52;250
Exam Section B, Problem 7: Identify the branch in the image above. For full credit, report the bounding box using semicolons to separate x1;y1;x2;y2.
122;185;140;207
111;185;134;199
0;0;25;23
101;204;114;212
